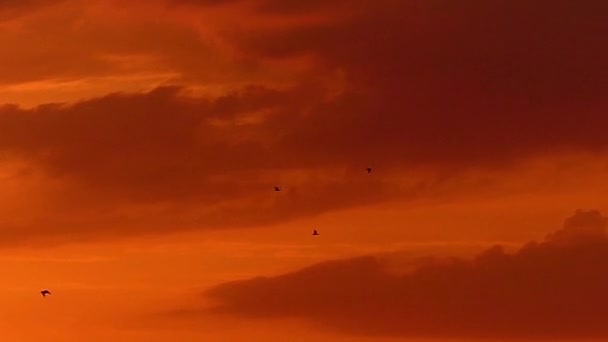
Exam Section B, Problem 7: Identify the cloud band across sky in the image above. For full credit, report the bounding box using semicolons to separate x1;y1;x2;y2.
0;0;606;245
204;210;608;339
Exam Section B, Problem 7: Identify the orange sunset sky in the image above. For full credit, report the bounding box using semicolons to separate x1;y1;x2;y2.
1;0;607;341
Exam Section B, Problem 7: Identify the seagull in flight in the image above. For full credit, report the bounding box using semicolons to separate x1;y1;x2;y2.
366;167;372;173
312;229;319;236
274;186;281;192
40;289;51;298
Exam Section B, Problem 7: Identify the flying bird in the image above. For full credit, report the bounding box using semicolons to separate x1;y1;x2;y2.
40;290;51;297
312;230;319;236
274;186;281;191
366;167;372;173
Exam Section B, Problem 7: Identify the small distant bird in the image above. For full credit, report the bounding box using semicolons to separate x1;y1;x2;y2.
312;229;319;236
40;290;51;298
366;167;372;173
274;186;281;191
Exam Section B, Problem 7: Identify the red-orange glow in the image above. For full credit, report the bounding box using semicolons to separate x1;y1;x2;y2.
0;0;606;340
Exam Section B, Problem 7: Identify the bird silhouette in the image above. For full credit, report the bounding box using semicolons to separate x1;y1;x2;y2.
274;186;281;191
312;229;319;236
40;290;51;297
366;167;372;173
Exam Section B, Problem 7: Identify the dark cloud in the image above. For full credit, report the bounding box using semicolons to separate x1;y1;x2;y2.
205;210;608;338
0;85;324;201
0;72;606;244
236;0;607;94
228;0;608;167
546;209;608;245
0;85;430;244
5;0;608;168
1;0;607;244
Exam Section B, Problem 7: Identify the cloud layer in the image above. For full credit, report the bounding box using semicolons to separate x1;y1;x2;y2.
0;0;606;243
205;210;608;338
